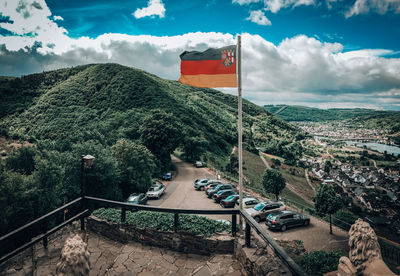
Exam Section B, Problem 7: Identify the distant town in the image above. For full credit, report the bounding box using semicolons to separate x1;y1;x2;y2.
298;121;400;237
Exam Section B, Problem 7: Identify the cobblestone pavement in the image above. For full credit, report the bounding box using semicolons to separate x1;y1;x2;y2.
0;227;244;276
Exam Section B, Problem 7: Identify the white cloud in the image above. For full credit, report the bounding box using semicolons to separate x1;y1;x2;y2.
0;0;400;110
0;0;68;53
263;0;315;13
346;0;400;18
53;15;64;21
133;0;165;19
232;0;261;5
246;10;272;25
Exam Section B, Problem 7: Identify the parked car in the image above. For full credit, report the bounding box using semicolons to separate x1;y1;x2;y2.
245;201;286;223
206;183;236;198
235;197;260;209
204;182;220;193
266;210;310;231
193;178;212;190
220;194;240;208
146;183;166;199
195;161;203;168
213;189;237;203
162;172;172;180
126;193;147;205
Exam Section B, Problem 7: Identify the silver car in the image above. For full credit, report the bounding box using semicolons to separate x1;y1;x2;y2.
146;183;166;199
245;201;286;223
195;179;222;191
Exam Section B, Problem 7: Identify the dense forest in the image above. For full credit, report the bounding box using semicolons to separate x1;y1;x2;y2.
265;105;400;133
0;63;302;235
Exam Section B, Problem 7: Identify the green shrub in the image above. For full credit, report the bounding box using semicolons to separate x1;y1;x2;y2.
296;250;343;276
92;208;232;237
332;210;359;231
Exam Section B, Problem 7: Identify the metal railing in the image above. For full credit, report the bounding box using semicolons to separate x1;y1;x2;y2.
85;196;239;235
0;197;88;264
240;210;308;276
0;196;308;275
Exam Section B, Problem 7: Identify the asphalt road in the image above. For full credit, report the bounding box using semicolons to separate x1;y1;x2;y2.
148;155;349;253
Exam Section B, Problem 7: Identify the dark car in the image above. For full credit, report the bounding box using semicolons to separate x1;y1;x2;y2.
266;210;310;231
126;193;147;205
162;172;172;180
220;194;240;208
220;193;248;208
213;189;237;203
206;183;236;198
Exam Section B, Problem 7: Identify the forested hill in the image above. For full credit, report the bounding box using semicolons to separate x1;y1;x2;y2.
0;63;304;235
0;64;299;153
265;105;400;132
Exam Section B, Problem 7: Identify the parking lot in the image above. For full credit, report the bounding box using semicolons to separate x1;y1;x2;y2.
148;155;349;253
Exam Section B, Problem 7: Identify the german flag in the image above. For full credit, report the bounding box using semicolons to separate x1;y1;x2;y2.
179;45;237;88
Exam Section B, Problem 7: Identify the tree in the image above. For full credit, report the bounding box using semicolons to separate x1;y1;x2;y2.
5;146;37;175
261;169;286;200
112;139;157;196
139;110;182;169
182;136;207;163
226;154;239;176
324;160;332;174
314;184;343;234
271;158;281;167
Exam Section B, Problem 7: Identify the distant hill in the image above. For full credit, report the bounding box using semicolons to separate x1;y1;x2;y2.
264;105;400;133
0;64;301;167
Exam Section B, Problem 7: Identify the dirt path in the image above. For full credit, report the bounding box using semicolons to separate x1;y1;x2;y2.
304;168;316;195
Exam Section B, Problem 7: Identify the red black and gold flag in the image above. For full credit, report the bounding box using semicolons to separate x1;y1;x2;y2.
179;45;237;88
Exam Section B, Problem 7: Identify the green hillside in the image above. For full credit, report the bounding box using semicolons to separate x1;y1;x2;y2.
0;64;302;235
264;105;400;133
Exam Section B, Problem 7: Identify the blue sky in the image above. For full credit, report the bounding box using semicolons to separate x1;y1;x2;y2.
1;0;400;110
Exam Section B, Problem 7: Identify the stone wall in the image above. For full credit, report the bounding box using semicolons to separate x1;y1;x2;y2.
87;216;234;255
234;236;292;276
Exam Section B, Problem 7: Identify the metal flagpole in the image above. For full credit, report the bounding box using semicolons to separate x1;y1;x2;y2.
237;35;243;229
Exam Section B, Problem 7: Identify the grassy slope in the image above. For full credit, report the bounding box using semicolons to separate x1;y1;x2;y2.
240;149;314;209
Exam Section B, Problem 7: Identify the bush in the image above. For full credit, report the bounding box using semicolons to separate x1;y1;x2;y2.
297;250;343;276
332;210;359;231
92;208;232;237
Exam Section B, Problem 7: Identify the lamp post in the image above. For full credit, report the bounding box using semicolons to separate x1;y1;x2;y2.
80;154;94;230
80;154;95;198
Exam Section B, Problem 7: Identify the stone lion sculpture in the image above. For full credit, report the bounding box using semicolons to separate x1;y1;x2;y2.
56;234;90;276
337;218;396;276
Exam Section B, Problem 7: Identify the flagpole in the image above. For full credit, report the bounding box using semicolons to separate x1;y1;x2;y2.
237;35;243;227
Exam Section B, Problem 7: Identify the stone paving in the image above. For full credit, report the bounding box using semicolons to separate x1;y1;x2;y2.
0;225;245;276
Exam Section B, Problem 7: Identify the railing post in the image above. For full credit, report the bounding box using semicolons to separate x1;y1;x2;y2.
80;216;85;230
174;213;179;232
42;221;48;248
232;214;237;237
121;208;126;223
245;222;251;247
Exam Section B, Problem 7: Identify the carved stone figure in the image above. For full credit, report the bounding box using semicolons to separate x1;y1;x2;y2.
337;218;396;276
56;234;90;276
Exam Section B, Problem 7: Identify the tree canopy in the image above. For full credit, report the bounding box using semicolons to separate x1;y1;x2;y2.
261;168;286;200
314;184;343;234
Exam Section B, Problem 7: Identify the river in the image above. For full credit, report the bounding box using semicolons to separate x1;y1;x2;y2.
345;141;400;156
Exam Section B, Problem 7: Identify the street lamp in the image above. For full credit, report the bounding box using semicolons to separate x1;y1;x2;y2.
81;154;95;198
80;154;94;231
